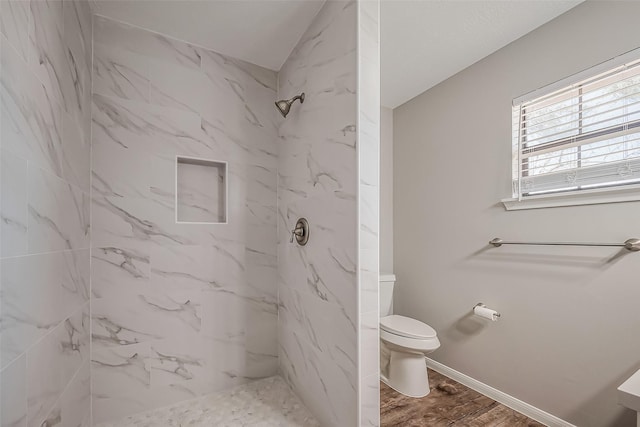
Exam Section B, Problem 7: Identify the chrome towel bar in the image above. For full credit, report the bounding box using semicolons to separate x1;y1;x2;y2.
489;237;640;252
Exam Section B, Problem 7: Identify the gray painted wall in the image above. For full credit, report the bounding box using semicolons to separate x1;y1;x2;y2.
394;2;640;426
381;107;394;274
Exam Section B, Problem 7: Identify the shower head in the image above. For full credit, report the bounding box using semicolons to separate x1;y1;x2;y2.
275;93;305;118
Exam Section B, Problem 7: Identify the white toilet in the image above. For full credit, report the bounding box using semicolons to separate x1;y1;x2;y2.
379;274;440;398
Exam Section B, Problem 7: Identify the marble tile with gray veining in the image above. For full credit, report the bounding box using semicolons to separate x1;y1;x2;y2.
1;1;94;427
0;0;30;61
277;196;358;318
63;0;92;84
62;110;91;192
26;303;89;427
91;93;210;158
40;361;91;427
279;324;357;427
28;165;90;253
1;249;90;368
91;246;152;299
1;355;28;427
1;150;28;257
199;115;278;170
91;293;202;350
92;337;206;389
148;243;244;292
149;244;278;316
93;15;202;70
28;0;67;109
200;48;277;94
90;14;280;422
276;2;363;426
91;137;174;200
246;249;278;298
95;376;319;427
91;191;246;251
27;0;92;138
61;0;92;139
277;1;358;205
278;285;356;367
93;42;150;102
199;49;277;132
91;244;279;421
148;57;208;114
1;32;64;178
91;195;192;252
91;331;276;423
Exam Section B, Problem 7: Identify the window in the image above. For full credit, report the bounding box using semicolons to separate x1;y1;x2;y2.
511;51;640;206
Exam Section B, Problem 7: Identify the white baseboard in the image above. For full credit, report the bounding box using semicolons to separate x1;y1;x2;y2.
425;358;576;427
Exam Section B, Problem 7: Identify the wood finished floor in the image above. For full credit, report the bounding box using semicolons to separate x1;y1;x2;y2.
381;369;546;427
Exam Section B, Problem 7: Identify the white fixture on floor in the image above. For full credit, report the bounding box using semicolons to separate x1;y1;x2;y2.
618;368;640;427
379;274;440;398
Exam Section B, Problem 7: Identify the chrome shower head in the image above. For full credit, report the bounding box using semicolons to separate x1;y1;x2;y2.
275;93;305;118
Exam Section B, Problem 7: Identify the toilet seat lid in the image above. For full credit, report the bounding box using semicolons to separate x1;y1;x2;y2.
380;315;437;339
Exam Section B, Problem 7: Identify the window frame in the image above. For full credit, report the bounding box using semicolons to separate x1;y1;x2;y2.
504;48;640;210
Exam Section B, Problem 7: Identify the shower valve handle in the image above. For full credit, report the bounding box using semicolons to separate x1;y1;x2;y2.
290;225;304;243
289;218;309;246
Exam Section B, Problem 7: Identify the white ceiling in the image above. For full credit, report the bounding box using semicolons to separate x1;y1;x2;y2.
92;0;325;71
93;0;582;108
381;0;583;108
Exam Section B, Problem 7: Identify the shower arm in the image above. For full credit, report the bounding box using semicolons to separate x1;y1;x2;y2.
290;94;304;103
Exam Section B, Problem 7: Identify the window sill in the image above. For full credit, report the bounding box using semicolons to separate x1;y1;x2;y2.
501;184;640;211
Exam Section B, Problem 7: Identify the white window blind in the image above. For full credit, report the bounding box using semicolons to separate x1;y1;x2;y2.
512;54;640;200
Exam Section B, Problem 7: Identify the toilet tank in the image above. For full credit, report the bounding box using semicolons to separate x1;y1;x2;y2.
379;274;396;317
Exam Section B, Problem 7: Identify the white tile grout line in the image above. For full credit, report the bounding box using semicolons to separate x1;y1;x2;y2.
0;246;92;262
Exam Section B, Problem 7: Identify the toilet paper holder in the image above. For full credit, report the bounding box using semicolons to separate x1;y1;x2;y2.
474;303;501;319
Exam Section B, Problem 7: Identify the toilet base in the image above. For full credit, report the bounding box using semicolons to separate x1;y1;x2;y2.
382;349;430;398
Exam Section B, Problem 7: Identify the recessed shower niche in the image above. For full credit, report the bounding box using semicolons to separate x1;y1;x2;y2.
176;156;228;224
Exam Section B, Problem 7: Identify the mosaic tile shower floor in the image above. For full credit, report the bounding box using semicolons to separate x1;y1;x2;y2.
95;376;320;427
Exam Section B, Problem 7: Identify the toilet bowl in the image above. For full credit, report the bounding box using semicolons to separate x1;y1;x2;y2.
379;275;440;398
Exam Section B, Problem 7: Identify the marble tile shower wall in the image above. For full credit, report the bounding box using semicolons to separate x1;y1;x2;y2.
90;16;279;424
0;0;93;426
276;2;360;426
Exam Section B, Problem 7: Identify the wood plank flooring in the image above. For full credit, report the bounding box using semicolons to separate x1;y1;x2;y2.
380;369;546;427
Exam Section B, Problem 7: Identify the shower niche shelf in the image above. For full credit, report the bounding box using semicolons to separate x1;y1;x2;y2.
175;156;227;224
